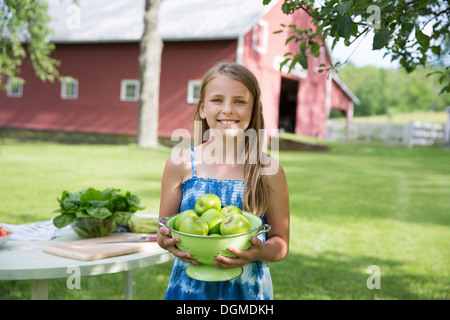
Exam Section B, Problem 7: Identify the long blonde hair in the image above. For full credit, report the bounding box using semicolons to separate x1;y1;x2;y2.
193;62;269;216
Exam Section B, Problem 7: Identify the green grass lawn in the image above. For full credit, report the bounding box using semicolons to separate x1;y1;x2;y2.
1;140;449;300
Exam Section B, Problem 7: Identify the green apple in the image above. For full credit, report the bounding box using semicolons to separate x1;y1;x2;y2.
179;216;209;235
221;205;243;217
200;208;226;234
220;214;251;235
175;209;198;230
194;194;221;216
208;233;222;237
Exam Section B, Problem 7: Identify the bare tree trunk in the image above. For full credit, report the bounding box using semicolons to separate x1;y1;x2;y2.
138;0;163;148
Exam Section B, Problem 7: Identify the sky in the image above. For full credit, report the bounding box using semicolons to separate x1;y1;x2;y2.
312;0;399;69
327;31;400;69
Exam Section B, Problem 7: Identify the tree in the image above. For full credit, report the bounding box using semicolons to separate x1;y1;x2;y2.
337;64;450;116
0;0;60;90
1;0;163;148
264;0;450;94
138;0;163;148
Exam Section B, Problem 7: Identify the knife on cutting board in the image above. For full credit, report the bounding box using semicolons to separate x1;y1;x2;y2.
101;236;157;243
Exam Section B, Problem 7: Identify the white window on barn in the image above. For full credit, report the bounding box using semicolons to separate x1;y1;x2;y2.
120;79;140;101
187;80;202;104
252;20;269;54
273;56;308;79
61;77;78;100
7;78;24;98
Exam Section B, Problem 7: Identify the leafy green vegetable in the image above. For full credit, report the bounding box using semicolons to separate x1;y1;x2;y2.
53;213;76;228
52;187;145;228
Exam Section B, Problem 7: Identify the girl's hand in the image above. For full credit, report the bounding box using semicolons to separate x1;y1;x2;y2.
213;237;264;269
158;226;200;265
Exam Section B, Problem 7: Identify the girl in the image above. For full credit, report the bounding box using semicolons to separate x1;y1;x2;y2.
158;62;290;300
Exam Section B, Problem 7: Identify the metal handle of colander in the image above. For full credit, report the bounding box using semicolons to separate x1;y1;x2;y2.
158;217;169;228
253;224;271;239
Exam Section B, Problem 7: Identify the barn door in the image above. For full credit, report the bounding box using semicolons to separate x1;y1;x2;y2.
278;77;298;133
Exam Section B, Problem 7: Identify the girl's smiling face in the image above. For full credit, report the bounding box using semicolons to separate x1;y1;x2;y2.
199;74;254;136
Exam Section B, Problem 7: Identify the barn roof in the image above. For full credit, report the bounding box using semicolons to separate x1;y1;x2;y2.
45;0;359;104
332;74;360;105
46;0;276;43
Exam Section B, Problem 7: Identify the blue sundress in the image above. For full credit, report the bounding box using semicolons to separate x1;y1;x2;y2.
164;148;273;300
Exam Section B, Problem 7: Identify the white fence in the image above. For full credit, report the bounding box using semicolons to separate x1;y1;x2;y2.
326;120;447;147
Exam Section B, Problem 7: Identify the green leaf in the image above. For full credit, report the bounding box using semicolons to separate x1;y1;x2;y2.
282;3;291;14
84;187;106;199
127;193;144;211
350;23;358;37
53;214;76;228
310;42;320;58
113;212;132;226
336;16;353;38
373;27;390;50
285;35;296;45
79;187;105;209
299;41;307;54
439;84;449;95
415;28;430;50
336;2;351;16
60;192;80;211
331;38;339;50
431;46;441;56
89;200;109;208
418;0;431;9
76;211;90;218
110;194;129;212
299;54;308;70
262;0;271;5
101;187;120;199
288;56;298;73
401;23;414;36
87;207;112;219
279;58;290;71
290;53;308;72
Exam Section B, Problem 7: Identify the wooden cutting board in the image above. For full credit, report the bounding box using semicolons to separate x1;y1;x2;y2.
43;233;160;261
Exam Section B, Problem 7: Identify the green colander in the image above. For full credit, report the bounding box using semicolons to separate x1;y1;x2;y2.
159;211;271;281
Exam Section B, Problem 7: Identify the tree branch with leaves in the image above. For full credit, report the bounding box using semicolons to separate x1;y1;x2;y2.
0;0;61;90
264;0;449;94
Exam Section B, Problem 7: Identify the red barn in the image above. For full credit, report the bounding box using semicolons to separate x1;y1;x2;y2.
0;0;358;140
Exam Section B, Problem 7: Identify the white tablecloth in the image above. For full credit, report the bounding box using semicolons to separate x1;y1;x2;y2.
0;219;67;241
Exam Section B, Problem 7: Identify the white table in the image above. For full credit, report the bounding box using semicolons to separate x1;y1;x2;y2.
0;229;173;300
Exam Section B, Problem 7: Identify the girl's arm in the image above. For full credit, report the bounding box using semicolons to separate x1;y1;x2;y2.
157;151;200;265
214;157;290;268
